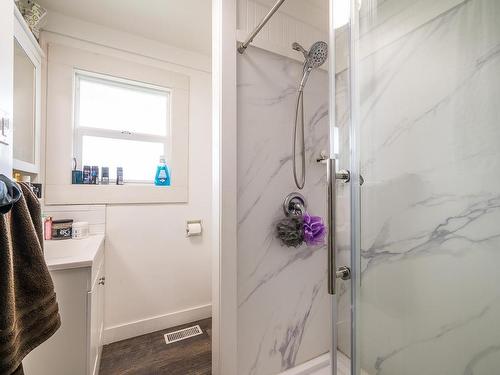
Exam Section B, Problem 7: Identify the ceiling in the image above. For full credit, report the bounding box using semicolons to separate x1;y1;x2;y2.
37;0;212;55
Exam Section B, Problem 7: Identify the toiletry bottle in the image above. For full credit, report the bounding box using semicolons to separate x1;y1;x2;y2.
83;165;91;184
154;156;170;186
91;166;99;184
116;167;124;185
44;217;52;240
91;166;96;184
101;167;109;185
32;183;42;198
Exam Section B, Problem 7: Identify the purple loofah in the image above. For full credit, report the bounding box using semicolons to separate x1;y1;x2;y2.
303;213;326;246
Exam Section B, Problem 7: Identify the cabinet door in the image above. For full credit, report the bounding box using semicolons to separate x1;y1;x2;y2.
23;268;89;375
88;262;105;375
12;8;42;174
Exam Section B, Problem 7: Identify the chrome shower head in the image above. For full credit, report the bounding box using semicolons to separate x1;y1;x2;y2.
305;41;328;69
291;41;328;190
293;41;328;92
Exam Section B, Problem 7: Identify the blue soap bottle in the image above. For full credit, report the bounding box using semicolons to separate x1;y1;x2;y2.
154;156;171;186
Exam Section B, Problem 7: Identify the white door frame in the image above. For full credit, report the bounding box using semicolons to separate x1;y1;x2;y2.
211;0;238;374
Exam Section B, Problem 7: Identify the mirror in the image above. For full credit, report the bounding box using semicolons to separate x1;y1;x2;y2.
13;37;36;165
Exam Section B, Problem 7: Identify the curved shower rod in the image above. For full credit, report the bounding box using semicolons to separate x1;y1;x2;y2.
237;0;287;54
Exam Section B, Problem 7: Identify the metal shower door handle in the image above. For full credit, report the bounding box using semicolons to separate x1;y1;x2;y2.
326;158;350;295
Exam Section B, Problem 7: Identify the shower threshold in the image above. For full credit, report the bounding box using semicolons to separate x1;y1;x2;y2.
279;351;369;375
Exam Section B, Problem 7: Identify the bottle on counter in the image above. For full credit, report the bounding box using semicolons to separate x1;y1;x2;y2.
91;166;99;184
83;165;91;184
101;167;109;185
44;216;53;241
154;156;171;186
116;167;124;185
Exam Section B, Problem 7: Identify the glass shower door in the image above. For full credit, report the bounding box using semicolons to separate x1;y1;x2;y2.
349;0;500;374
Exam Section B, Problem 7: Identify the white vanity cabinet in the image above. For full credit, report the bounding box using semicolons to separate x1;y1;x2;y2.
23;235;105;375
88;258;105;375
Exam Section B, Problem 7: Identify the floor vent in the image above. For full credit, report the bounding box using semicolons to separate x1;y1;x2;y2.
164;325;203;344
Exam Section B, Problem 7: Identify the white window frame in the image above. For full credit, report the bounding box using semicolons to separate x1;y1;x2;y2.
73;70;172;183
44;42;190;205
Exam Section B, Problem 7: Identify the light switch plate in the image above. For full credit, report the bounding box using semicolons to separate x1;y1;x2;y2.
0;110;10;146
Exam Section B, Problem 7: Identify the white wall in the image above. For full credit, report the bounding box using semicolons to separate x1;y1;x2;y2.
0;0;13;175
40;12;212;343
236;0;329;63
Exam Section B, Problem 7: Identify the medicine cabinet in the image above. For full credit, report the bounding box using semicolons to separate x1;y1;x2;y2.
13;7;43;174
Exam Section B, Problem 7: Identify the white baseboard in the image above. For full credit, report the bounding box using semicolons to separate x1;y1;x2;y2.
103;303;212;344
279;353;330;375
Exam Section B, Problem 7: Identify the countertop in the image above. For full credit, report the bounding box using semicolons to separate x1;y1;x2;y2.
44;234;105;271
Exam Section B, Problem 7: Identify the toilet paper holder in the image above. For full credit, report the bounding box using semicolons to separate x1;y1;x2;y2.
186;220;203;237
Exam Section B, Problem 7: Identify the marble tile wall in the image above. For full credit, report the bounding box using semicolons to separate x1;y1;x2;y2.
236;1;500;374
237;46;332;375
356;0;500;374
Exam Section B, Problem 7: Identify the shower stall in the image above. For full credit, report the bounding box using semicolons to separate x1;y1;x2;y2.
214;0;500;374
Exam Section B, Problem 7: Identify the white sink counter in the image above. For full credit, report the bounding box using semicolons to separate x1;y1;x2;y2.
44;234;105;271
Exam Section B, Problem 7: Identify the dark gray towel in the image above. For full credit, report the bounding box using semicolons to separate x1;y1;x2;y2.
0;183;61;375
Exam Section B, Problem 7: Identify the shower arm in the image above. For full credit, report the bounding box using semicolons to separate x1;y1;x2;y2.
237;0;287;54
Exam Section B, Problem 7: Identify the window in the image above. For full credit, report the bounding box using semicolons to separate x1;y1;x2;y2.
74;71;171;183
45;43;189;204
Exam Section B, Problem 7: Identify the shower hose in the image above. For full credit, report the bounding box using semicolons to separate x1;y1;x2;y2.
293;90;305;190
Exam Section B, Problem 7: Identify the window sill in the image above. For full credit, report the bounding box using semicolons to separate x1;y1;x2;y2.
44;184;188;205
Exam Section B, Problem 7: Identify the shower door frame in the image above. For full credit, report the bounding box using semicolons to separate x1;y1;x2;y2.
327;1;339;374
346;1;361;374
329;1;362;374
212;0;239;374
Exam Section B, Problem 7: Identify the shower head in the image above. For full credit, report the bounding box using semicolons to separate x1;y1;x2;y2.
293;41;328;92
305;41;328;69
291;41;328;189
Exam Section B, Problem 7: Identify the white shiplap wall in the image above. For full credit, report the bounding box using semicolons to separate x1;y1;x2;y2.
237;0;329;62
42;204;106;235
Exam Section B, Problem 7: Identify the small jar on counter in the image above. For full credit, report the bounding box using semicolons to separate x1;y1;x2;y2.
51;219;73;240
72;222;89;239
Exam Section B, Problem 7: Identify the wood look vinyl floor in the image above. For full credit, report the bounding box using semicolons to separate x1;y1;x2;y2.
99;318;212;375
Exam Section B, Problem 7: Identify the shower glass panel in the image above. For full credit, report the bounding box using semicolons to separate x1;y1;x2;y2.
349;0;500;374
